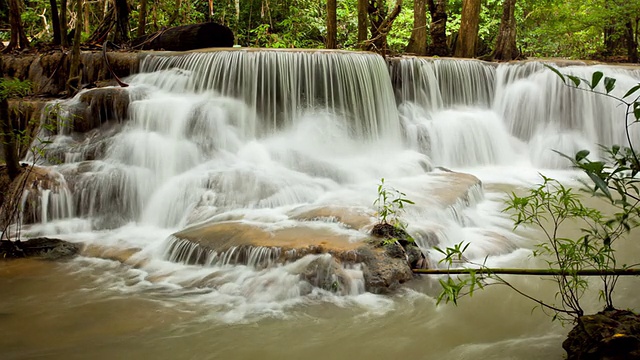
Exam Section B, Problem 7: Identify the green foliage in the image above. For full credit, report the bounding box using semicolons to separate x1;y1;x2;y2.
374;178;415;228
373;178;416;246
0;78;32;101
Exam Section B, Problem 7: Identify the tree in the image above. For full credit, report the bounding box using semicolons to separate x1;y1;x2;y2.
427;0;449;56
454;0;481;58
357;0;368;49
327;0;337;49
67;0;83;96
49;0;62;45
114;0;130;43
4;0;30;52
625;20;638;63
60;0;69;46
137;0;148;37
0;79;32;181
366;0;403;53
406;0;427;55
492;0;518;61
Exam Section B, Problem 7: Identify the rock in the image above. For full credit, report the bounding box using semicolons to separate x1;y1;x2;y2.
563;309;640;360
0;237;80;260
1;51;142;95
0;165;72;227
357;246;413;294
299;255;352;295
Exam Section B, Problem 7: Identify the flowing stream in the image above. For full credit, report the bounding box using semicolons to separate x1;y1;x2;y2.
2;49;640;359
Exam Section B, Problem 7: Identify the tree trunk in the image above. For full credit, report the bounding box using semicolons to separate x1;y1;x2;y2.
625;20;638;63
113;0;130;44
357;0;368;49
454;0;481;58
492;0;518;61
50;0;62;45
5;0;30;51
131;22;234;51
0;98;20;181
137;0;147;37
84;0;90;33
406;0;427;55
427;0;449;56
67;0;83;96
366;0;403;54
60;0;69;46
326;0;337;49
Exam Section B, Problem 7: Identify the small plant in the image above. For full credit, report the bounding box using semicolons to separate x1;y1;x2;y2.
372;178;415;246
374;178;414;228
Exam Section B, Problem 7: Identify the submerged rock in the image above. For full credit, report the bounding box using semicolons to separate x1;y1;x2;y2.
563;309;640;360
0;237;80;260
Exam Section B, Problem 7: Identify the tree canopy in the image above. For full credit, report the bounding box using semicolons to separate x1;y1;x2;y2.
0;0;637;62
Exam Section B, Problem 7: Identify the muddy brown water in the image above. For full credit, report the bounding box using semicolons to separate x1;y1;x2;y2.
1;187;640;360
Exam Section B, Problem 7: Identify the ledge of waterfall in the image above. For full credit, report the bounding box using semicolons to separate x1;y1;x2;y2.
166;171;483;293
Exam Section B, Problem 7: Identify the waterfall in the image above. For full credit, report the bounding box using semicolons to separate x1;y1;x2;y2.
392;57;640;169
134;49;401;141
4;50;639;304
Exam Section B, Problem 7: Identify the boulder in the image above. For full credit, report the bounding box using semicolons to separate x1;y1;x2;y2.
563;309;640;360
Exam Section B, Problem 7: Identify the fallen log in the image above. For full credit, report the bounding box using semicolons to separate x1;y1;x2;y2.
413;268;640;276
131;22;234;51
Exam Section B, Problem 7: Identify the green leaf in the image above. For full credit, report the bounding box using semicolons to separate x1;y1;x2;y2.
604;77;616;93
544;65;566;84
623;84;640;98
590;72;604;89
575;150;590;161
587;172;611;199
634;102;640;121
567;75;581;87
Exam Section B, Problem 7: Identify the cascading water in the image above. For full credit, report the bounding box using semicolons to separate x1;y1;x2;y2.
4;49;640;327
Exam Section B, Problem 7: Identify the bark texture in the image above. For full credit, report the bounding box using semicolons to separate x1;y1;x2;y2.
427;0;449;56
50;0;62;45
366;0;403;54
60;0;69;46
5;0;30;51
493;0;518;61
114;0;130;44
0;98;20;180
137;0;148;37
357;0;368;49
454;0;481;58
326;0;337;49
625;20;638;63
406;0;427;55
131;22;234;51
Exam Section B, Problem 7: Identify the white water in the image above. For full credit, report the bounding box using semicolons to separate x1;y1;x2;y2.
2;51;640;357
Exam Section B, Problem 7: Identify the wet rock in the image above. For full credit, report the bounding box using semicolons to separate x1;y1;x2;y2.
299;255;352;294
72;87;131;132
357;246;413;294
563;309;640;360
0;165;71;227
0;237;80;260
